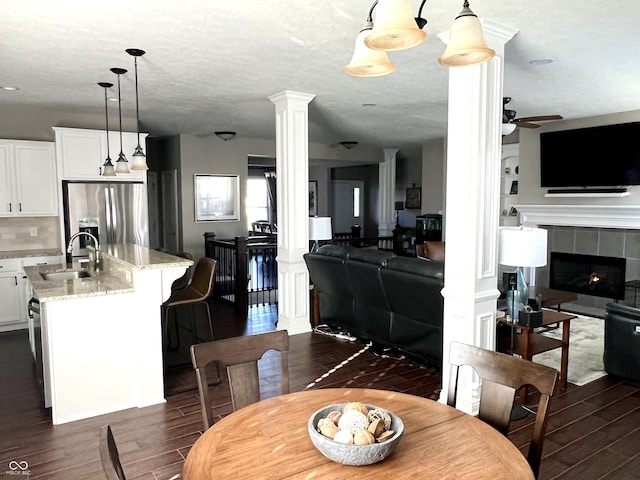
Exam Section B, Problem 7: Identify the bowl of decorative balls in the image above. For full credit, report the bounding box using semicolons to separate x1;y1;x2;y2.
308;401;404;466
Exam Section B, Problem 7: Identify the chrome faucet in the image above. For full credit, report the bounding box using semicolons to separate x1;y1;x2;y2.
67;232;102;272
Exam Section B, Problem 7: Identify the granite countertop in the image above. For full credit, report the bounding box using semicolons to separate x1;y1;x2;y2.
24;245;192;301
24;264;134;302
104;244;193;269
0;249;63;259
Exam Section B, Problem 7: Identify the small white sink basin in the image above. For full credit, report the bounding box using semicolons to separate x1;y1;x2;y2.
41;270;93;281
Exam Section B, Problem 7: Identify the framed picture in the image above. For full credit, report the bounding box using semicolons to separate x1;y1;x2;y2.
309;181;318;216
194;174;240;222
405;186;421;209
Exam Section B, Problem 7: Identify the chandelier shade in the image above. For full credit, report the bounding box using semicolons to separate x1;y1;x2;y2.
364;0;427;51
438;1;495;67
345;27;395;77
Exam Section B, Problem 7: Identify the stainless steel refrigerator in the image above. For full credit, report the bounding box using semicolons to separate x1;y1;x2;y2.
63;181;149;260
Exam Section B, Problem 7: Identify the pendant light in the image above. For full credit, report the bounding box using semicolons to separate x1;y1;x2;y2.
98;82;116;177
126;48;148;170
438;1;495;67
345;20;395;77
110;67;130;174
364;0;427;52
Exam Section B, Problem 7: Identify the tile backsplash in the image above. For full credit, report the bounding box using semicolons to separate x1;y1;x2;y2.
0;217;61;252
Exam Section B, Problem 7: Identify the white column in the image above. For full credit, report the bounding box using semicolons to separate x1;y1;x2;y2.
378;148;398;237
437;21;518;412
268;91;316;335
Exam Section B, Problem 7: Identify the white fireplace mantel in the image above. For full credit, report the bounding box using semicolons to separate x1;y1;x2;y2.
516;204;640;230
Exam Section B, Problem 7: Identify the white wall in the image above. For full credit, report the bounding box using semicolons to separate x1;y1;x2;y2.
421;138;446;215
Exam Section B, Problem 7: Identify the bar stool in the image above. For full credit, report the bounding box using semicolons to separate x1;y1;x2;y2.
162;257;216;352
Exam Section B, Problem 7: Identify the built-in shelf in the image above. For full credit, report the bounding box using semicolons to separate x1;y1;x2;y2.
545;192;630;198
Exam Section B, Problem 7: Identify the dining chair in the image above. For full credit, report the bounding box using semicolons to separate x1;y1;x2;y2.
162;257;216;351
447;341;558;479
190;329;290;430
99;425;182;480
99;425;126;480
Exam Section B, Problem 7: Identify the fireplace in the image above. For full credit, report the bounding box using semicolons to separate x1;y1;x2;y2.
549;252;626;300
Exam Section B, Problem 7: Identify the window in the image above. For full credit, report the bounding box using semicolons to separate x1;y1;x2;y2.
246;177;268;230
353;187;360;217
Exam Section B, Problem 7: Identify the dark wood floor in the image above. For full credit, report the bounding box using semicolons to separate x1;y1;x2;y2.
1;301;639;479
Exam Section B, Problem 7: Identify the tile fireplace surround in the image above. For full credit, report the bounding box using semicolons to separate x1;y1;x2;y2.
517;205;640;314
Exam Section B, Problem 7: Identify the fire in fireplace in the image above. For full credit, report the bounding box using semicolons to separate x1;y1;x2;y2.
549;252;626;300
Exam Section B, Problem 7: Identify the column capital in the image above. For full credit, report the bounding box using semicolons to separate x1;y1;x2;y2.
269;90;316;106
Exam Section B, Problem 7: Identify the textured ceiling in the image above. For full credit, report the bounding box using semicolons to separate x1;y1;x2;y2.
2;1;640;149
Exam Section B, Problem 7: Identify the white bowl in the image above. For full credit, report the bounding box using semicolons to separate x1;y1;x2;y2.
308;403;404;466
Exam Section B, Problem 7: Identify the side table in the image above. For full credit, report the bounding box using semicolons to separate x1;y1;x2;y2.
498;309;577;403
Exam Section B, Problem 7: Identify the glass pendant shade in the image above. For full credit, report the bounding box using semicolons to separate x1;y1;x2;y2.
345;28;395;77
115;152;130;174
364;0;427;52
131;145;148;170
438;3;495;67
102;158;116;177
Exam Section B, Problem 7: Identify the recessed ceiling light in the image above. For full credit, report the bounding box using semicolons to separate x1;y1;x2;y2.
1;86;19;91
529;58;553;65
362;103;377;107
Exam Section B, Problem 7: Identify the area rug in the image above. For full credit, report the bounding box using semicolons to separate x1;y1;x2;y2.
533;314;606;386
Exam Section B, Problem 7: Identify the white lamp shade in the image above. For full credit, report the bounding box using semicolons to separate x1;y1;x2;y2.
502;123;517;136
102;160;116;177
365;0;427;52
130;145;148;170
438;10;495;67
309;217;333;241
345;29;395;77
499;227;548;267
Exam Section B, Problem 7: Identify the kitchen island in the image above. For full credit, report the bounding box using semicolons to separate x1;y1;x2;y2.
24;245;192;425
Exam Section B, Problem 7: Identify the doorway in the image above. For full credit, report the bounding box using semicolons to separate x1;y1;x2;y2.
331;180;364;234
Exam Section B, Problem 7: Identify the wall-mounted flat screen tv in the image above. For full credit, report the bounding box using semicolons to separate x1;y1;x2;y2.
540;121;640;188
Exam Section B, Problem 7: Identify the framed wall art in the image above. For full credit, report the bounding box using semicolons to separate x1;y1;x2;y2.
405;186;422;209
194;174;240;222
309;181;318;216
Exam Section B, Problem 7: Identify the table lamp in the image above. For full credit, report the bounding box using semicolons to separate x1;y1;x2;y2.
499;226;548;322
309;217;332;252
394;201;404;227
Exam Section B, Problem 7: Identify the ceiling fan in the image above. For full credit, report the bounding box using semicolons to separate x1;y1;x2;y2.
502;97;562;134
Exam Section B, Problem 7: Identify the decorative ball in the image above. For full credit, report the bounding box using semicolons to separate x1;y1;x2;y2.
333;430;354;444
368;408;392;430
338;410;369;436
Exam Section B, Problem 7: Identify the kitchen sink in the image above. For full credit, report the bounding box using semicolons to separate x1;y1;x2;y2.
41;270;93;281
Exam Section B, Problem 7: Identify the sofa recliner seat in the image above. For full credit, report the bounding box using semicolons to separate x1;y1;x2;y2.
304;245;444;368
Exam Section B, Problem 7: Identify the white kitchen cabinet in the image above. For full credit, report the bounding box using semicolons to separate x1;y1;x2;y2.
0;140;57;216
0;259;26;331
54;127;147;182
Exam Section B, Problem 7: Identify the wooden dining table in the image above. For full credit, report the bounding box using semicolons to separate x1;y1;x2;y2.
183;388;534;479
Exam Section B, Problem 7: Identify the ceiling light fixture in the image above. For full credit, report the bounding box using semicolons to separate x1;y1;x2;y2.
438;1;495;67
0;86;19;91
126;48;148;171
346;0;494;77
340;141;358;150
98;82;116;177
110;67;130;174
215;131;236;141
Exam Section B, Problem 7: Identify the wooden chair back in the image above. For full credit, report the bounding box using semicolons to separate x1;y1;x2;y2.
190;330;290;430
100;425;126;480
189;257;216;298
447;341;558;478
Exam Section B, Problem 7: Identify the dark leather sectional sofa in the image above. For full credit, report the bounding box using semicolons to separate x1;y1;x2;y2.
304;245;444;368
603;302;640;382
